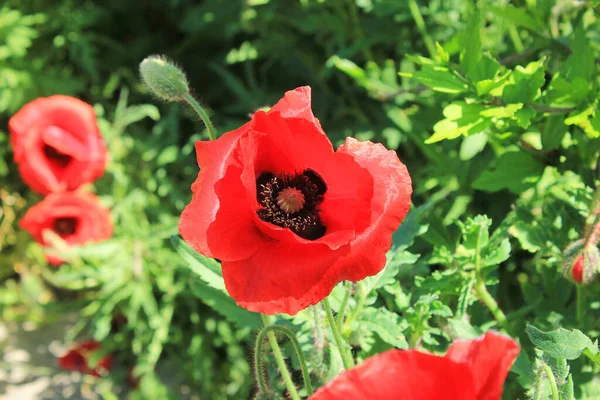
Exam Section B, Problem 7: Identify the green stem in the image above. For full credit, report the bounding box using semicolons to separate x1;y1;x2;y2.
507;24;525;53
533;366;545;400
255;324;313;396
182;92;217;140
474;224;508;331
543;364;560;400
407;0;436;57
577;284;587;329
342;282;366;336
260;315;301;400
323;298;355;370
336;283;351;332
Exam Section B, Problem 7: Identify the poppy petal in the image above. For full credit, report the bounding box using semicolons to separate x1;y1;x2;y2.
310;349;475;400
335;138;412;281
179;122;252;258
446;331;520;400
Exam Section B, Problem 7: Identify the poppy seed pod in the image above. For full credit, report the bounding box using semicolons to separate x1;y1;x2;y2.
562;240;600;284
139;55;189;102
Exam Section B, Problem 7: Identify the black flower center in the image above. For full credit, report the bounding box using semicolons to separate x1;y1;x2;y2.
53;217;78;237
43;145;72;168
256;169;327;240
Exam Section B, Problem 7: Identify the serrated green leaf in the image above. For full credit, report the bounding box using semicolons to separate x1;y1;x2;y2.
502;60;545;103
428;102;491;143
526;325;599;360
403;64;469;94
170;235;226;292
480;103;523;118
460;10;482;78
473;151;544;193
356;308;408;349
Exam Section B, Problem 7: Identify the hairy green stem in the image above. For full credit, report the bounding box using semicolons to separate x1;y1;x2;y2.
343;282;367;336
255;323;313;396
543;364;560;400
336;283;351;332
323;298;355;370
259;315;301;400
577;284;587;329
182;92;217;140
407;0;436;57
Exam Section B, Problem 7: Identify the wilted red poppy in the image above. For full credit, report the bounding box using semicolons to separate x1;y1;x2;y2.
9;95;107;194
310;331;520;400
179;86;412;315
20;191;113;265
57;340;113;377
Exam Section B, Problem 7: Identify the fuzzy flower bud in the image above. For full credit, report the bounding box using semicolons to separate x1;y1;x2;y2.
139;55;189;102
562;239;600;284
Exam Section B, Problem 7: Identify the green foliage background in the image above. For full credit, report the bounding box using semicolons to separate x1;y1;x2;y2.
1;0;600;399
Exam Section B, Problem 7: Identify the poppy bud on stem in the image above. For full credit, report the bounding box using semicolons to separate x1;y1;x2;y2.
139;55;217;140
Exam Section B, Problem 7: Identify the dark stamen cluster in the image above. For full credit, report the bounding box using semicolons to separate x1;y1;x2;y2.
44;145;72;168
53;217;78;237
256;169;327;240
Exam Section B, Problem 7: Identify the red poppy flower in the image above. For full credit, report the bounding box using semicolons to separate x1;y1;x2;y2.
310;331;520;400
179;86;412;315
20;191;113;265
9;95;107;194
57;340;113;377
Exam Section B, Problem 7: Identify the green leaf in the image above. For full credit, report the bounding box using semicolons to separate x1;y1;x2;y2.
502;60;545;103
460;10;482;78
470;53;500;83
459;132;488;161
565;105;600;139
526;325;599;360
473;151;544;193
565;24;595;82
189;280;261;329
480;103;523;118
401;64;468;94
170;235;226;292
541;115;566;150
427;102;491;143
488;5;545;32
356;308;408;349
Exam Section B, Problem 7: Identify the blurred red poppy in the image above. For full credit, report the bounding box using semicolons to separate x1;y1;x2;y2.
9;95;107;194
57;340;113;377
179;86;412;315
310;331;520;400
20;191;113;265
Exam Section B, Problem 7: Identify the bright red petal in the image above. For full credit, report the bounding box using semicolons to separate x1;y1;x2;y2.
222;241;349;315
310;349;475;400
270;86;316;122
446;331;520;400
179;122;252;258
334;138;412;281
205;165;269;261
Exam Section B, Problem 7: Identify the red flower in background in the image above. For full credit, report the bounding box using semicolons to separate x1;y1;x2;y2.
57;340;112;377
571;255;584;283
20;191;113;265
180;86;412;315
310;331;520;400
9;95;107;195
